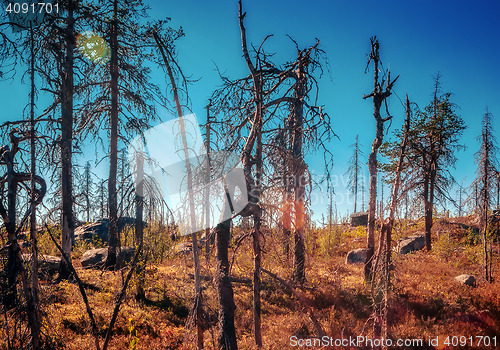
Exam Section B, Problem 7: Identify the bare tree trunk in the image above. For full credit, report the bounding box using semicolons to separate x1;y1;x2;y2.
29;23;40;344
253;130;263;347
238;2;264;344
4;149;40;348
59;0;75;280
378;94;411;346
106;0;119;268
292;53;306;284
424;161;436;251
205;101;212;261
215;215;238;350
153;31;204;348
363;37;398;282
135;153;145;300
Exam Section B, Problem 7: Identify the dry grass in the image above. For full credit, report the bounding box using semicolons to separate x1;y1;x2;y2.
1;217;499;349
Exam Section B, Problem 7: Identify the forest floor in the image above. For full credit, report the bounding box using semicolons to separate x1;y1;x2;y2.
3;216;500;349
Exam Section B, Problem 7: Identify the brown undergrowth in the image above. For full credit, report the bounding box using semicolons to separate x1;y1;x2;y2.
1;217;498;349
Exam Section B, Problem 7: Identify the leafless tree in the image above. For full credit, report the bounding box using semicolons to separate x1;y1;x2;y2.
363;36;398;281
472;107;497;282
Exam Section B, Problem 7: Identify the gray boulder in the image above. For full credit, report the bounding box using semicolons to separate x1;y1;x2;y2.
22;254;61;276
75;217;146;242
346;248;370;264
395;234;425;254
455;274;476;287
75;220;109;242
350;212;368;227
80;247;135;268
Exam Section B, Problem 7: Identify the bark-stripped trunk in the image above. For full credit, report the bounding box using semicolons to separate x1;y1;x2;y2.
106;0;119;268
292;61;306;283
363;37;398;282
59;0;75;279
238;2;263;345
153;31;204;349
29;22;40;344
483;116;491;282
205;102;212;261
135;154;144;300
378;94;411;345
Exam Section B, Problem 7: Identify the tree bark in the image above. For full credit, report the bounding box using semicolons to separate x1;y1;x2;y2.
215;216;238;350
135;153;145;300
29;22;40;347
292;52;306;284
153;30;204;348
363;37;397;282
59;0;75;280
4;148;40;348
106;0;119;268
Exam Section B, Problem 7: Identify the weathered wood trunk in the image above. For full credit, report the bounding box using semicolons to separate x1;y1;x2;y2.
106;0;119;268
153;30;204;348
362;37;398;282
292;54;306;284
59;0;75;280
215;217;238;350
135;154;145;300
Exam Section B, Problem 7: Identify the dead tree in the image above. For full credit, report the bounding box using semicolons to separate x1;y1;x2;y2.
153;30;205;349
0;130;46;349
210;3;334;345
473;107;498;282
134;153;145;300
371;94;411;345
363;36;398;281
345;134;364;213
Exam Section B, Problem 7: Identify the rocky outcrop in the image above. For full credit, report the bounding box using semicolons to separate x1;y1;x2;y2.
395;233;425;254
345;248;370;264
80;247;135;268
75;217;145;242
455;274;476;287
350;212;368;227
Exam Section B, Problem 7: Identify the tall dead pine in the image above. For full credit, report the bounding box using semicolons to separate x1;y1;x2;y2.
154;31;205;348
363;36;398;282
371;95;411;345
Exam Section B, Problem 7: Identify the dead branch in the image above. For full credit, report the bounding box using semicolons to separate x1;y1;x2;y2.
45;224;100;350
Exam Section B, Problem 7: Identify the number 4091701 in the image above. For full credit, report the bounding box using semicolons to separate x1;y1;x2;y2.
5;2;59;15
444;336;497;347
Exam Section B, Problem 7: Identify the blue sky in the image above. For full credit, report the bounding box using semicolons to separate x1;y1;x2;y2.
1;0;499;223
153;0;500;220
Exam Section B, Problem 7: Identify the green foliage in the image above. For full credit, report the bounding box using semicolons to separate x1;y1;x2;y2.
128;317;139;350
432;233;460;261
37;226;61;256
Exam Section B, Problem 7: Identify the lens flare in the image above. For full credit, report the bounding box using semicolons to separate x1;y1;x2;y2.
77;31;111;64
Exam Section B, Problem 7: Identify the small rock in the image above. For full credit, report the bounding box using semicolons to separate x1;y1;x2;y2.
395;233;425;254
346;248;370;264
455;274;476;287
